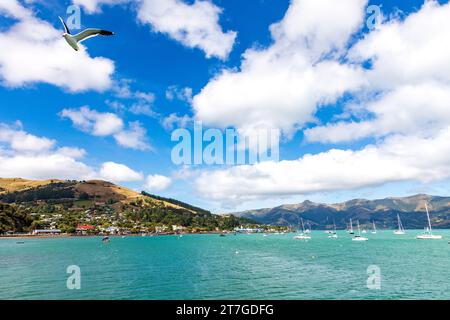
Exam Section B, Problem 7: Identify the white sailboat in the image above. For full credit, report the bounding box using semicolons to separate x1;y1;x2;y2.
371;221;377;234
293;218;311;240
328;221;338;239
394;214;406;235
417;203;442;240
348;218;354;235
304;222;311;234
352;220;368;241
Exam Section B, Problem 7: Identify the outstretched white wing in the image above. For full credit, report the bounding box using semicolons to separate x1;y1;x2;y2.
73;29;114;43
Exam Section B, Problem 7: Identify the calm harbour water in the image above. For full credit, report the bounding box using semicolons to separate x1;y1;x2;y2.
1;231;450;300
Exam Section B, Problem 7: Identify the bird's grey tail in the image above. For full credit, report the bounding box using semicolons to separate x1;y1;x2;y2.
58;16;71;34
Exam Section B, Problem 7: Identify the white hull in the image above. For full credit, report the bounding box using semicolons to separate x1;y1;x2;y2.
416;234;442;240
293;234;311;240
394;230;405;235
352;236;368;241
328;234;338;239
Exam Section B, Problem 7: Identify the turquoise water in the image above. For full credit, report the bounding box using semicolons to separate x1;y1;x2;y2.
1;231;450;300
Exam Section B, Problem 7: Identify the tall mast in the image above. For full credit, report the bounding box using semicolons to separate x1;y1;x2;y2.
425;203;432;234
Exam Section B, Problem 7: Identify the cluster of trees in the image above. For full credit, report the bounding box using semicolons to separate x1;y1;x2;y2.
0;203;33;233
0;182;76;203
141;191;212;215
124;201;250;231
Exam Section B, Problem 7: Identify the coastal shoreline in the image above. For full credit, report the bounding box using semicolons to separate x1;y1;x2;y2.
0;231;274;240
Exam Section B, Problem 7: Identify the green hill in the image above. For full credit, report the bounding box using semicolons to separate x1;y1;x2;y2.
0;178;255;234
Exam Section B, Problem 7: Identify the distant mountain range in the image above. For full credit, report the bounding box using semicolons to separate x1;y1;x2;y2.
232;194;450;229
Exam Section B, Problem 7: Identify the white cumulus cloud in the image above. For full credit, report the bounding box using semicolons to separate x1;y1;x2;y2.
99;161;144;182
306;1;450;144
0;123;55;152
60;106;124;136
73;0;236;59
144;174;172;192
195;127;450;204
113;121;152;151
192;0;368;136
0;122;144;183
60;107;151;151
72;0;129;13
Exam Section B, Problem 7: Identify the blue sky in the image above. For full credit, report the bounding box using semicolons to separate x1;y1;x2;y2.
1;0;450;213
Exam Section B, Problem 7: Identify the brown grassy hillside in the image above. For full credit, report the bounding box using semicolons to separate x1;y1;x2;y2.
0;178;63;193
0;178;189;211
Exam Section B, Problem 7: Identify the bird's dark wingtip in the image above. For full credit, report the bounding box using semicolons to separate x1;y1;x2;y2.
100;30;114;36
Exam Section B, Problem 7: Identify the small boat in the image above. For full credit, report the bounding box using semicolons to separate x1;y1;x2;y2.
361;229;367;234
293;234;311;240
371;221;377;234
394;214;406;235
417;203;442;240
352;220;368;241
328;220;338;239
348;218;355;235
220;233;226;237
102;236;110;243
293;218;311;240
16;241;25;244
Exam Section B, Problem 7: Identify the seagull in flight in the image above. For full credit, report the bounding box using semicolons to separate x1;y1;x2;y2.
59;17;114;51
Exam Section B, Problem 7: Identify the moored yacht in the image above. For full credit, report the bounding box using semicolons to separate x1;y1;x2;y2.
417;203;442;240
352;220;368;241
394;214;405;235
371;221;377;234
328;220;338;239
293;218;311;240
348;218;354;235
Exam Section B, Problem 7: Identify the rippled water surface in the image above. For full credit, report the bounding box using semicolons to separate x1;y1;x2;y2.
1;231;450;299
